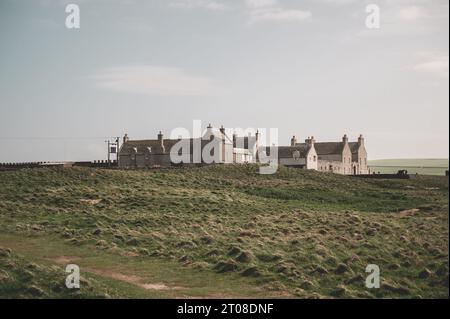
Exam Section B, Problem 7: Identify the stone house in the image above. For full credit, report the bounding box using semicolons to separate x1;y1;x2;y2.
266;136;318;170
232;132;260;164
349;135;369;174
118;125;257;168
291;134;368;175
119;124;368;175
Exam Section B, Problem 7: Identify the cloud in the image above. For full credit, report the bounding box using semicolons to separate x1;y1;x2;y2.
413;55;449;78
169;0;228;11
169;0;311;23
317;0;357;5
398;5;426;20
245;0;277;9
91;65;222;96
245;0;311;24
249;8;312;23
353;1;447;38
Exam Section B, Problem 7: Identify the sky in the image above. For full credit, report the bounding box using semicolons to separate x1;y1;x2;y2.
0;0;448;162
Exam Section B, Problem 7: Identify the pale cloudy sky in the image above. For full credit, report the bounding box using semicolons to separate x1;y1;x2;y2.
0;0;448;161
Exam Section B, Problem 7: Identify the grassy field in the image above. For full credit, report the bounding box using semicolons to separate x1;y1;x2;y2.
0;165;448;298
369;159;449;176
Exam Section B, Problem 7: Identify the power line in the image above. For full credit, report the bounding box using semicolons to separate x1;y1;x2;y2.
0;137;118;140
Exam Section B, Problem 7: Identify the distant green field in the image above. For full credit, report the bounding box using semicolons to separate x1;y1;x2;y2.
369;159;449;176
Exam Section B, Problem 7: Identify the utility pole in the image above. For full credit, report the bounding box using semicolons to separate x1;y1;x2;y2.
105;140;111;167
105;138;120;168
116;137;120;164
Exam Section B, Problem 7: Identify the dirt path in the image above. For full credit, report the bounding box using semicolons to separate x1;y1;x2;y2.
0;233;267;298
46;255;183;291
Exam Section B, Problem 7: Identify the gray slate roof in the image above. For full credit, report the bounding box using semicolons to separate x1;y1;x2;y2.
266;144;311;158
348;142;360;154
120;139;171;154
120;135;231;155
313;142;345;156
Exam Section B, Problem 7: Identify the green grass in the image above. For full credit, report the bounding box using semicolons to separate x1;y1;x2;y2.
0;165;448;298
369;159;449;176
0;244;120;299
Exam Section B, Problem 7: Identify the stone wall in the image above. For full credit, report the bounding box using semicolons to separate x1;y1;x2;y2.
318;160;346;175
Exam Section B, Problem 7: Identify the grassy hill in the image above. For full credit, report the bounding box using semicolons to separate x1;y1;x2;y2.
368;159;449;176
0;166;448;298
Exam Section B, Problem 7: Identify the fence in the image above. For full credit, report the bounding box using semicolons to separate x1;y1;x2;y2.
0;160;118;171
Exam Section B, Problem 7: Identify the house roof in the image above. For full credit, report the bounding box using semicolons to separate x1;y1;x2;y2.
313;142;346;156
266;144;311;159
348;142;360;154
120;139;166;154
120;136;228;155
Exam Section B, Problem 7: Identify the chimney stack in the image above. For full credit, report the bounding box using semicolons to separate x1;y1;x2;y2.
206;123;214;141
291;135;297;146
358;134;364;146
123;133;129;144
220;125;225;141
304;136;315;145
342;134;348;144
158;131;164;146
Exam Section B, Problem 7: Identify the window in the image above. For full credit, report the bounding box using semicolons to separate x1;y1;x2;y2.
314;156;317;162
